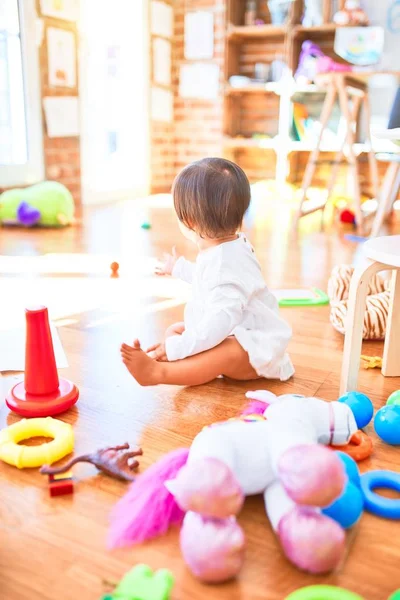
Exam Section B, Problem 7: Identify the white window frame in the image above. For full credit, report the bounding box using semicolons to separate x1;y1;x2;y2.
0;0;44;187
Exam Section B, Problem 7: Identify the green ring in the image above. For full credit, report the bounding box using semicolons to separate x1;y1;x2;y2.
388;592;400;600
285;585;364;600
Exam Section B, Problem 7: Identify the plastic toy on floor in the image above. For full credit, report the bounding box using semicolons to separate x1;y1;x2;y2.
108;392;359;582
0;181;75;227
333;0;369;26
328;265;390;340
101;564;174;600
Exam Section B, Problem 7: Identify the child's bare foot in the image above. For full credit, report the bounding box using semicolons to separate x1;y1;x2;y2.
120;339;164;386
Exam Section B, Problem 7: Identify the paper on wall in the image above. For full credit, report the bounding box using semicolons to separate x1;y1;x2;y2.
151;86;173;122
40;0;79;21
184;11;214;60
0;323;68;372
43;96;79;137
47;27;76;88
153;38;171;86
151;0;173;38
179;63;220;100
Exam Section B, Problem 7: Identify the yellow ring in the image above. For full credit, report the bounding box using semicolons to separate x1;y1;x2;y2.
0;417;74;468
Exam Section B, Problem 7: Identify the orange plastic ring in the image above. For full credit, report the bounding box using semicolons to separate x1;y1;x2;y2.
330;430;373;462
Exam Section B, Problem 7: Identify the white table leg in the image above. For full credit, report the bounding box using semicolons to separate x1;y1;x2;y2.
340;260;387;395
382;269;400;377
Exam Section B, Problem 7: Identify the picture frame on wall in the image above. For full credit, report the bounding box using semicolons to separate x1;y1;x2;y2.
47;27;77;88
39;0;79;22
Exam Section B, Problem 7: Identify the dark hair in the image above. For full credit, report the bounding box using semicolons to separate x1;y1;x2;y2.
172;157;251;238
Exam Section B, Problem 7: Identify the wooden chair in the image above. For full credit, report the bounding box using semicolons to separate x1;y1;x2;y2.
340;235;400;395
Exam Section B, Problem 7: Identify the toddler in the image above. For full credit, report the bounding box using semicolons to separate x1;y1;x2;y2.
121;158;294;386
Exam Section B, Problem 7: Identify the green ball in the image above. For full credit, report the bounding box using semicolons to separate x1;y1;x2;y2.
388;591;400;600
387;390;400;406
141;221;151;229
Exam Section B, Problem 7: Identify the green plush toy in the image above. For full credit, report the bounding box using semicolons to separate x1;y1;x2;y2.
0;181;75;227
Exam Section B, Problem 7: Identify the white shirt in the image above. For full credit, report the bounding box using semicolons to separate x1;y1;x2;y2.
166;234;294;381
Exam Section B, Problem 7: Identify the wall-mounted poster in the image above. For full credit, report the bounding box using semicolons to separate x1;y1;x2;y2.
184;11;214;60
40;0;79;22
179;63;220;100
47;27;76;88
43;96;79;137
151;87;173;122
153;38;171;86
334;26;385;66
150;0;173;38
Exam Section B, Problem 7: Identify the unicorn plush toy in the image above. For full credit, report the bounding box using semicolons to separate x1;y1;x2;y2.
108;392;359;582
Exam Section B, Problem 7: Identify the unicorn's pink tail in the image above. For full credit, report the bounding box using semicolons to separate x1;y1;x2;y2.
108;447;190;548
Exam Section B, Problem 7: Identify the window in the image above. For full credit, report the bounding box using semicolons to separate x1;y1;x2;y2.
0;0;43;187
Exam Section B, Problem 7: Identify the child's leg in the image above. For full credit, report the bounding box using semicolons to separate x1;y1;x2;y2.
121;337;260;387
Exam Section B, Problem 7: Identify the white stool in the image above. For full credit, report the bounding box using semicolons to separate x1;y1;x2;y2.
340;235;400;395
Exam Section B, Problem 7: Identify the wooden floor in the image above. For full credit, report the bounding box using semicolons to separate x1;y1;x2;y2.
1;195;400;600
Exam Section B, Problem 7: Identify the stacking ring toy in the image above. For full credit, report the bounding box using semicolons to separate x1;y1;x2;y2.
331;430;373;462
360;470;400;519
0;417;74;468
285;586;364;600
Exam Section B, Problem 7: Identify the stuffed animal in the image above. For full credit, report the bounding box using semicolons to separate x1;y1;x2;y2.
0;181;75;227
108;392;359;582
333;0;369;26
295;41;352;84
328;264;390;340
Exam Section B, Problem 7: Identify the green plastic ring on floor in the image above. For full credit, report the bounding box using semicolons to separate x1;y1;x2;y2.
285;586;364;600
388;592;400;600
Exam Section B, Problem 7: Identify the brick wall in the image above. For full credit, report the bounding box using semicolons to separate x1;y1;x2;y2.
36;0;82;209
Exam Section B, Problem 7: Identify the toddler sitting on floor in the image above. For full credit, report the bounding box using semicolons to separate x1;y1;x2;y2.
121;158;294;386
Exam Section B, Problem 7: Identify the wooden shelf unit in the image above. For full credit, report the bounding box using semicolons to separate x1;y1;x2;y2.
223;0;349;183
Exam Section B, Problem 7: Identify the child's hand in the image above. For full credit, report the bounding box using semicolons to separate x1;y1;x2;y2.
155;246;180;276
146;342;168;361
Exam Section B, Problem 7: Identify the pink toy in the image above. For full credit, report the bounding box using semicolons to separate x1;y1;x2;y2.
334;0;369;26
316;56;352;74
108;393;358;582
295;41;352;84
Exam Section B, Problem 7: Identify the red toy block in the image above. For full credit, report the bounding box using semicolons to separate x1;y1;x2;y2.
49;478;74;497
5;306;79;417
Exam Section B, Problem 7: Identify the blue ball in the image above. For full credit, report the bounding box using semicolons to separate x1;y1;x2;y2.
374;405;400;445
322;481;364;528
338;391;374;429
335;451;361;488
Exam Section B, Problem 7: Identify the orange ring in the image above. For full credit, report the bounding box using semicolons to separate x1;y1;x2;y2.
330;430;373;462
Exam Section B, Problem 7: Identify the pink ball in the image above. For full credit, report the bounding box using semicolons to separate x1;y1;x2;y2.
278;445;345;507
166;458;244;518
180;512;245;583
278;506;345;574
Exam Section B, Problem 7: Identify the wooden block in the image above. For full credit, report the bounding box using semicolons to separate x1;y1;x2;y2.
48;470;73;483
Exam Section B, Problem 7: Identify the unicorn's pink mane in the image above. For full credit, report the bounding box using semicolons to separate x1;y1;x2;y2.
241;400;269;416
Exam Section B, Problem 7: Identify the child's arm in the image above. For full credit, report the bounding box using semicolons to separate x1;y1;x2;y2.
155;247;194;284
165;281;245;361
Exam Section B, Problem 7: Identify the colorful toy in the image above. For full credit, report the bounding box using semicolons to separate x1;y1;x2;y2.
389;591;400;600
0;417;74;468
108;393;359;580
41;443;143;482
374;406;400;445
331;430;373;462
5;306;79;417
340;208;356;225
338;392;373;430
295;41;352;84
141;221;151;230
322;480;364;528
361;355;382;370
105;564;174;600
335;452;361;488
285;586;364;600
273;287;329;307
360;471;400;519
0;181;75;227
328;265;390;340
302;0;323;26
387;390;400;406
48;470;74;497
333;1;369;26
110;261;119;277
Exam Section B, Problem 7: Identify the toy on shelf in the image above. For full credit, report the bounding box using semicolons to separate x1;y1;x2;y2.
333;1;369;26
387;390;400;406
285;586;364;600
295;41;351;85
331;430;373;462
361;355;382;370
338;391;373;430
360;470;400;519
0;181;75;227
328;265;390;340
41;443;143;482
108;392;360;581
302;0;323;26
5;306;79;417
48;470;74;497
103;564;174;600
374;406;400;445
110;261;120;277
0;417;74;468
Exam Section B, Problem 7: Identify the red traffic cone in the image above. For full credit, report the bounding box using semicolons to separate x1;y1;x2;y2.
6;306;79;417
